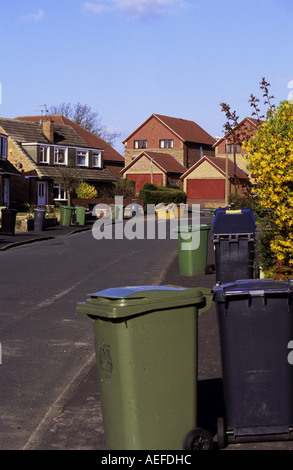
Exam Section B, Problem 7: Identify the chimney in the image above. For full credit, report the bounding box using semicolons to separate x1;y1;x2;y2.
42;119;54;142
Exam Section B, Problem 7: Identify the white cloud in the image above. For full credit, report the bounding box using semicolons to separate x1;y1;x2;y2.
83;0;189;20
19;9;45;23
83;1;110;14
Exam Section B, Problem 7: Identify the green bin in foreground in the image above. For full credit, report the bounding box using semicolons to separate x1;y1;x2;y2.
175;225;210;276
77;285;213;450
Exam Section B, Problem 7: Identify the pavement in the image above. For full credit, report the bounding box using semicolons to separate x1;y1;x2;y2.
0;222;92;251
2;217;293;453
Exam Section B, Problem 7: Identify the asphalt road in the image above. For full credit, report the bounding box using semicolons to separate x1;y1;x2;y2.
0;217;182;450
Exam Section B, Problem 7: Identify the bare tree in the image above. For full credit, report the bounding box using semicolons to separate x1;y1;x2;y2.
55;166;83;206
219;77;275;199
48;102;120;146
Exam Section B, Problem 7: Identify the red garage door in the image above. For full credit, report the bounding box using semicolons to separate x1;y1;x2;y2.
187;179;225;199
126;174;163;193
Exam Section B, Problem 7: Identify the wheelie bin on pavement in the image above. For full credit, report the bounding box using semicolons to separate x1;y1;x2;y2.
61;206;74;226
109;203;123;221
213;279;293;448
34;207;45;231
1;208;17;235
212;208;255;284
175;225;210;276
77;285;214;450
75;206;86;226
155;203;168;219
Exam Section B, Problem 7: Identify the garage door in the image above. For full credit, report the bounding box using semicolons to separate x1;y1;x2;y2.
187;179;225;199
126;174;163;193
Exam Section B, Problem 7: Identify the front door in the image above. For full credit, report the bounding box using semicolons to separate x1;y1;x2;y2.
37;181;48;206
3;178;9;206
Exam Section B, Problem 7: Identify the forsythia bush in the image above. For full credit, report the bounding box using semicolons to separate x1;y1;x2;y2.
243;101;293;277
76;182;98;199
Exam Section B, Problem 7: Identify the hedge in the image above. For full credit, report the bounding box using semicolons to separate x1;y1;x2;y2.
139;188;187;213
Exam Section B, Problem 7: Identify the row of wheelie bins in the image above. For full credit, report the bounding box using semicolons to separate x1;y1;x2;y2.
76;207;293;450
0;206;88;234
0;207;47;233
60;205;87;227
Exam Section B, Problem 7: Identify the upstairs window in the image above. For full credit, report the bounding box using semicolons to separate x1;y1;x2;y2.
39;145;50;164
160;139;173;149
54;147;67;164
77;149;88;166
226;143;241;154
134;140;147;149
92;151;102;168
0;135;7;158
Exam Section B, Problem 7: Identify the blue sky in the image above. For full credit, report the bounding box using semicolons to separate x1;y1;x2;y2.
1;0;293;154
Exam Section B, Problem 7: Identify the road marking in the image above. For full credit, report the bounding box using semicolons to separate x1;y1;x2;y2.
36;282;83;308
22;353;96;450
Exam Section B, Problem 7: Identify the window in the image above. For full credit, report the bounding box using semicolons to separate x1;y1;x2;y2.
54;147;67;164
226;144;241;153
39;145;50;163
0;135;7;158
92;151;102;167
134;140;147;149
160;139;173;149
76;149;88;166
53;183;67;201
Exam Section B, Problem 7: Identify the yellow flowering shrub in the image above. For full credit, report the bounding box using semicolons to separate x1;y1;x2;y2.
243;101;293;278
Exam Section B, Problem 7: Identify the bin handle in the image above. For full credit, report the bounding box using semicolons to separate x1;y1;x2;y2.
198;288;213;316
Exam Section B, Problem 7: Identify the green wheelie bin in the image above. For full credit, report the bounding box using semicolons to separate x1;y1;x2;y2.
77;285;213;450
61;206;74;226
75;206;86;226
109;204;124;221
175;225;210;276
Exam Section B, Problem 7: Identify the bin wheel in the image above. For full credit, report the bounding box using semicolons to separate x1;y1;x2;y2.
183;428;213;450
217;417;227;449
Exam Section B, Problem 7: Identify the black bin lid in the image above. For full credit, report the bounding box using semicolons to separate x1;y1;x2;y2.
213;279;293;302
213;208;255;234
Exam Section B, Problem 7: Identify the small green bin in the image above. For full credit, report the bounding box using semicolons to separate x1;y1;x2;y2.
109;204;116;220
116;204;124;220
109;204;123;221
61;206;74;226
77;285;213;450
175;225;210;276
75;206;86;226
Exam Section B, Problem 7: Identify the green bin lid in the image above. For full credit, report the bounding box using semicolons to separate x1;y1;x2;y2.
77;285;210;319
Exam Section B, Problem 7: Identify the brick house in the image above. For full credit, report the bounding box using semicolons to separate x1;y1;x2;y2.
212;117;263;173
178;117;261;205
0;131;21;206
122;113;216;193
121;151;187;193
0;117;115;207
180;156;249;206
16;114;125;179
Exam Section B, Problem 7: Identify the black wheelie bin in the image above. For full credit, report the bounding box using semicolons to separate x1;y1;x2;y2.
212;208;256;284
213;279;293;448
